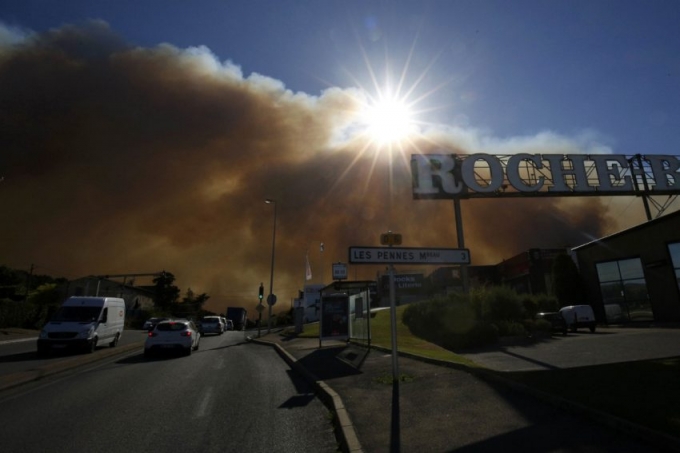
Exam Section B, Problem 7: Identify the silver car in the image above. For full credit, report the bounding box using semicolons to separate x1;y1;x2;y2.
199;316;224;335
144;319;200;357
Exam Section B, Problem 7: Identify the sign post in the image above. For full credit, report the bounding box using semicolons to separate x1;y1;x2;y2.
332;262;348;280
349;234;472;383
349;246;470;265
257;282;264;338
388;257;399;383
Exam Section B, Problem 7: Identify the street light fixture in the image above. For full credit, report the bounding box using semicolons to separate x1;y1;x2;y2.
265;198;277;333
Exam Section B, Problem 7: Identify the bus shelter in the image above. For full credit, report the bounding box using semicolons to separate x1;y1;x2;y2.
318;280;374;348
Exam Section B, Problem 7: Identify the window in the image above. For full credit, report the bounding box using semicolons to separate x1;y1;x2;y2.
157;322;187;332
596;258;652;323
669;242;680;292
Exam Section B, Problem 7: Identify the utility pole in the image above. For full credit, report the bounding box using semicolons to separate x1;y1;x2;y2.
24;263;34;302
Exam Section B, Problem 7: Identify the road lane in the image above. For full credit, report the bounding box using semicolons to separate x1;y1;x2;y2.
0;331;337;453
0;329;147;376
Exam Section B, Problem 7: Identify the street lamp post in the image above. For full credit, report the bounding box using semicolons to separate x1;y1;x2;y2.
265;198;277;333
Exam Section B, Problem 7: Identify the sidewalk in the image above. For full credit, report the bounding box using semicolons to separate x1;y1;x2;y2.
254;332;680;453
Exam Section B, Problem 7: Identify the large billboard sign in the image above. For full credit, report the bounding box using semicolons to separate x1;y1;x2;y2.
411;153;680;199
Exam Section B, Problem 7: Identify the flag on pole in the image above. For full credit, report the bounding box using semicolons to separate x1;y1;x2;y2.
305;253;312;280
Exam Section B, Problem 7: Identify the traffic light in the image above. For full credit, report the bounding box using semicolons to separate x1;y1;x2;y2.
258;283;264;300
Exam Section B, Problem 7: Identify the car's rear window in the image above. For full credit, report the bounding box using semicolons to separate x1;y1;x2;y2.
202;318;218;323
157;322;187;331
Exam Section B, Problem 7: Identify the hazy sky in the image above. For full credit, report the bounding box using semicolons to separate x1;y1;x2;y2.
1;1;679;313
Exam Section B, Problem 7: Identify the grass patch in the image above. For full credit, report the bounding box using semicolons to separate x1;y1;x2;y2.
295;307;478;367
373;373;416;385
369;306;479;368
506;357;680;439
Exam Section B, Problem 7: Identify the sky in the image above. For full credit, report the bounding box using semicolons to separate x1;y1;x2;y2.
1;0;679;315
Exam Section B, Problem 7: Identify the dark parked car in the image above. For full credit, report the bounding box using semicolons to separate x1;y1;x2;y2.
143;317;169;331
536;312;568;336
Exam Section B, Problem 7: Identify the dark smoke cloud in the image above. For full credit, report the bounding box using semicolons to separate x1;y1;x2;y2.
0;22;618;313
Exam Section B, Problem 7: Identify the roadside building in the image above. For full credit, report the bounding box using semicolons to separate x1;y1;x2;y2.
378;272;426;305
573;209;680;323
426;265;499;294
498;248;568;296
61;276;155;311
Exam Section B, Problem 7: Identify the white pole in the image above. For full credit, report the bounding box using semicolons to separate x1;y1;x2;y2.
389;263;399;382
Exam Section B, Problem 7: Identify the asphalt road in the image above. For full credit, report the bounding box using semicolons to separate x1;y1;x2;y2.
0;331;337;453
0;329;150;376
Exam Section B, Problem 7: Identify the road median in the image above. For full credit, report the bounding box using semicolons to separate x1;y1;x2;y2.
0;341;144;392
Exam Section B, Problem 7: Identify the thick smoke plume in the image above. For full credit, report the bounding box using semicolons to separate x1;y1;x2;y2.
0;22;622;313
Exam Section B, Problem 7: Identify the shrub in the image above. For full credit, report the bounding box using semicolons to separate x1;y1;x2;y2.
521;294;539;319
492;320;527;337
529;319;553;334
403;295;497;350
0;299;43;329
483;286;524;322
462;322;498;348
402;285;546;350
534;293;560;313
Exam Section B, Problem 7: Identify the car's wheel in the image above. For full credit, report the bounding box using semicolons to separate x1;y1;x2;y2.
184;347;192;356
589;324;596;333
194;339;200;351
562;328;568;336
87;337;98;354
109;333;120;348
144;349;152;359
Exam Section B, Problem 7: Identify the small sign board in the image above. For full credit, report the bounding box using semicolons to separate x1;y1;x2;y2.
332;262;348;280
349;247;470;265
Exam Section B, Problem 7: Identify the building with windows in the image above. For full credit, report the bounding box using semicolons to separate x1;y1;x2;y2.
573;209;680;323
61;276;155;311
497;248;568;296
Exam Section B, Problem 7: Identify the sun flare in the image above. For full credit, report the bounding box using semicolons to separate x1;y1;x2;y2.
360;95;417;145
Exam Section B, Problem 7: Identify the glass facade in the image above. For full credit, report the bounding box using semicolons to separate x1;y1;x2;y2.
596;258;653;323
669;242;680;292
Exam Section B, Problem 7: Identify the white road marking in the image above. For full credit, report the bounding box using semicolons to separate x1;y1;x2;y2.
195;387;214;418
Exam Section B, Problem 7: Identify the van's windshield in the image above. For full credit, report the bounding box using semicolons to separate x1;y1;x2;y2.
52;306;102;322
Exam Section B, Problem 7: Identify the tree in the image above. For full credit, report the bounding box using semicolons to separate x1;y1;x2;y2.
28;283;63;328
552;253;585;307
175;289;210;318
181;288;195;305
152;272;180;312
0;265;22;299
194;293;210;312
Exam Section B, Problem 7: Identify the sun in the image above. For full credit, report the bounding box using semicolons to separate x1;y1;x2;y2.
359;94;417;145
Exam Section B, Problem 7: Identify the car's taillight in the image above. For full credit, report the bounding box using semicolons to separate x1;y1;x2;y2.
148;331;157;337
180;331;192;337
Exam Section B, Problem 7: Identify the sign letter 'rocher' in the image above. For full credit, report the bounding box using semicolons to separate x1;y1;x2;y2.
411;153;680;199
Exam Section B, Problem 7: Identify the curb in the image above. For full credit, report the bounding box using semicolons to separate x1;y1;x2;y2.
0;341;144;393
251;338;364;453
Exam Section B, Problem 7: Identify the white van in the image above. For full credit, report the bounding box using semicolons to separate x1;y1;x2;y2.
559;305;597;333
37;297;126;355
